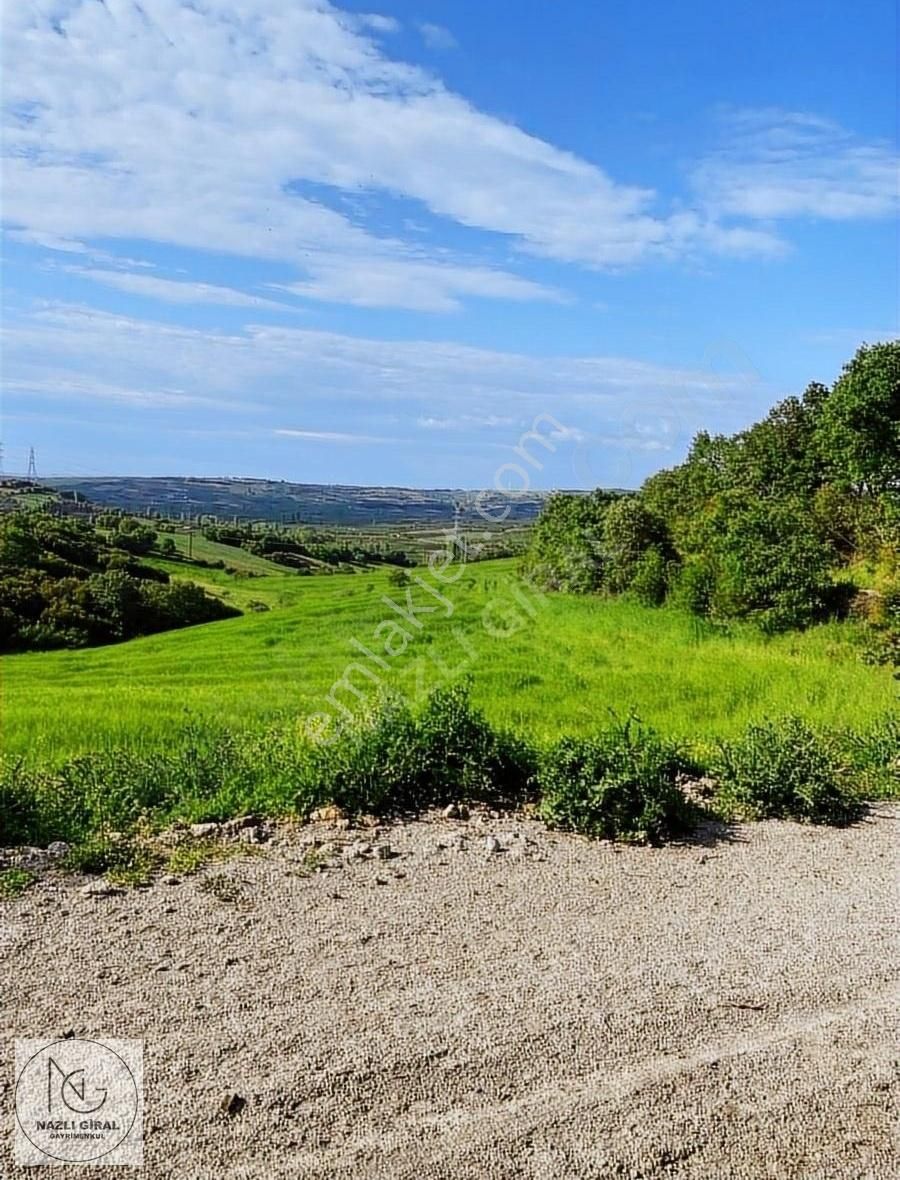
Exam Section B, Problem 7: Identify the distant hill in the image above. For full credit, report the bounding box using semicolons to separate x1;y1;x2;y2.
44;477;564;526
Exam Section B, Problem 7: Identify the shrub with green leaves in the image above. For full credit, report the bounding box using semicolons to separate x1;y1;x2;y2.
0;760;44;846
713;717;863;824
839;713;900;800
298;680;535;815
537;718;693;844
629;546;671;607
410;680;535;807
600;498;671;595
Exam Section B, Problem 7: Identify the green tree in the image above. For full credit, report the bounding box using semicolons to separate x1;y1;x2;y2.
708;496;834;632
818;341;900;494
600;497;671;594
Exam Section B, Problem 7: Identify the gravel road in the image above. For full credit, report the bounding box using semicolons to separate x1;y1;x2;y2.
2;808;898;1179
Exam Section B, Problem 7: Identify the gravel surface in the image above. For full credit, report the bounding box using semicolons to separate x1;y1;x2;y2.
2;808;898;1179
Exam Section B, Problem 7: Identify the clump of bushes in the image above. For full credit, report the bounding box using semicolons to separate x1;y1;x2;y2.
0;511;238;652
712;717;863;825
537;718;695;844
2;691;892;870
0;683;535;854
297;681;535;816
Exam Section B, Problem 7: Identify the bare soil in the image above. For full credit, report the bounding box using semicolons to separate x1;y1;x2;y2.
2;808;898;1179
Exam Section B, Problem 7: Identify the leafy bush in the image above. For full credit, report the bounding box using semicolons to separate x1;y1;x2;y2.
629;546;671;607
522;490;618;592
839;713;900;799
713;717;863;824
298;681;535;815
0;760;44;846
537;718;694;844
706;498;834;632
409;680;535;807
669;557;717;616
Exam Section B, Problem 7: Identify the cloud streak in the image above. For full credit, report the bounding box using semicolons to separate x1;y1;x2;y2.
694;109;900;222
71;268;300;311
3;302;769;456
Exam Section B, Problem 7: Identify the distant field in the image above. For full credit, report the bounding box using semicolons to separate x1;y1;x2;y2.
161;532;289;574
149;558;332;612
5;559;895;764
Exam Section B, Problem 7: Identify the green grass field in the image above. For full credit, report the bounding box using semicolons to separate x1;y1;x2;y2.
148;559;314;612
5;559;895;765
162;531;290;574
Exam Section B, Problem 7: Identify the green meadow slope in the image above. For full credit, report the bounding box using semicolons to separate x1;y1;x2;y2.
5;559;895;763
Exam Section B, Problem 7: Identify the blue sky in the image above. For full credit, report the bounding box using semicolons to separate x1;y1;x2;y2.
2;0;897;489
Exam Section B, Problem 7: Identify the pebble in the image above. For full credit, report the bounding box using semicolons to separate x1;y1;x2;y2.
80;880;123;898
375;844;394;861
310;805;345;824
344;841;373;861
189;822;219;839
220;1093;246;1117
221;815;260;835
485;835;502;854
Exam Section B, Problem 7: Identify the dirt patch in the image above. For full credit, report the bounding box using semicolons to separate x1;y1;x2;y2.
2;808;898;1178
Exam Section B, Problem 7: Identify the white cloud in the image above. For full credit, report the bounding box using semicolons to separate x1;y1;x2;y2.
6;230;90;254
70;267;299;311
277;254;564;311
1;373;238;410
418;22;458;51
1;0;800;310
354;13;401;35
694;109;900;222
3;302;768;449
418;414;517;430
274;428;400;443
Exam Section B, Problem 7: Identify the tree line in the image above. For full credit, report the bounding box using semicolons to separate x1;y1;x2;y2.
201;523;415;571
525;342;899;634
0;513;237;652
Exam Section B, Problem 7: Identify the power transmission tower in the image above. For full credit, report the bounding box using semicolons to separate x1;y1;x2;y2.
27;447;37;480
0;442;4;477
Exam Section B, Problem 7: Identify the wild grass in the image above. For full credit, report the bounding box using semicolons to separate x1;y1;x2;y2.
0;868;33;899
3;559;894;764
2;684;891;862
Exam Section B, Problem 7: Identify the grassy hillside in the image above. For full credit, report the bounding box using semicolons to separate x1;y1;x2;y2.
160;532;289;574
146;560;317;612
4;559;894;764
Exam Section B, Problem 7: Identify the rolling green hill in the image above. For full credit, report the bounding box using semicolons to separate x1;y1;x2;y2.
160;531;289;574
4;558;894;764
